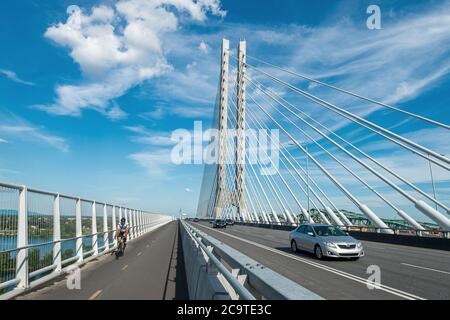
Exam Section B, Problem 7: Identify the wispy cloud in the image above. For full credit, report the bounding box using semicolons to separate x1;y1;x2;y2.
103;103;128;121
0;138;7;144
124;126;176;146
128;149;173;178
0;69;35;86
185;187;193;192
140;105;212;120
0;113;69;152
270;4;450;122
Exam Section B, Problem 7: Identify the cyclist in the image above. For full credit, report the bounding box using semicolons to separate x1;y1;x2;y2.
116;217;129;249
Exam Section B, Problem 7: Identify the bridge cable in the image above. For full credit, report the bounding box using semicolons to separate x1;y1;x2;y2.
247;81;425;230
246;75;450;215
245;55;450;131
228;96;302;224
243;62;450;169
246;103;352;226
246;77;450;230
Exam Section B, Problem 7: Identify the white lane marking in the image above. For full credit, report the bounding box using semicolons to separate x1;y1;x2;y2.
137;252;142;256
401;263;450;275
196;224;425;300
361;244;387;250
121;265;129;271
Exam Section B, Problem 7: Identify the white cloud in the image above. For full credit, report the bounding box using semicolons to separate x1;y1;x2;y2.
140;107;166;120
140;105;211;119
103;103;128;121
124;126;176;146
0;114;69;152
185;187;193;192
0;69;35;86
199;41;209;54
40;0;226;118
0;138;7;144
128;149;173;177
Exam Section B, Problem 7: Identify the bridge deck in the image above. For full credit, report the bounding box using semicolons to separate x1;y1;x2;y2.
191;221;450;300
16;221;188;300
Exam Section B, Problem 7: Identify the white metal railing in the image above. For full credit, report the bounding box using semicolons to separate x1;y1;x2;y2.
0;181;173;298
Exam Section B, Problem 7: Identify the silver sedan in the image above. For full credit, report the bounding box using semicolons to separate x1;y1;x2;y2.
289;224;364;260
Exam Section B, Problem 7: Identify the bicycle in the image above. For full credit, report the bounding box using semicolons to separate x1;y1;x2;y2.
115;235;127;258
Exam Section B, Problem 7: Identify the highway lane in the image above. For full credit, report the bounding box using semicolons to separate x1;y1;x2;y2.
191;221;450;300
16;221;188;300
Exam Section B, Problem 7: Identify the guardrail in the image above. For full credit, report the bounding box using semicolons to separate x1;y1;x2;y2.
214;219;450;239
181;220;323;300
0;181;173;299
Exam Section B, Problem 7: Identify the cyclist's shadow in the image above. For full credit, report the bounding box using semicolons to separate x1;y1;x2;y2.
113;241;127;259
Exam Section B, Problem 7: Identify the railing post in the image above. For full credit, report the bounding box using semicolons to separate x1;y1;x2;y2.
133;210;139;238
92;202;98;256
136;210;140;236
136;210;139;237
75;198;83;263
53;193;62;274
125;208;130;240
139;211;143;236
144;213;147;233
143;213;146;233
143;212;146;233
16;186;29;289
130;209;134;239
112;205;117;248
132;209;137;238
137;210;141;236
103;204;109;252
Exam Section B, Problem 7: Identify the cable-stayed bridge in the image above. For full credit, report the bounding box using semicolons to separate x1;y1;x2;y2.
197;39;450;235
1;39;450;301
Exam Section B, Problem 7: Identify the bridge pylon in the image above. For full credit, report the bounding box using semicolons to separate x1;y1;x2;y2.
213;38;230;220
235;40;248;222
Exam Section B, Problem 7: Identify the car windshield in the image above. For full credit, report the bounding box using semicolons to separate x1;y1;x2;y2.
313;226;347;237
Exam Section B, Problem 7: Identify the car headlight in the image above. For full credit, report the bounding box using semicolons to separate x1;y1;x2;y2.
357;242;363;248
326;242;337;248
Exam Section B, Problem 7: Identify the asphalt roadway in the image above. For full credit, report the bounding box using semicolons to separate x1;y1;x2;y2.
190;221;450;300
16;221;188;300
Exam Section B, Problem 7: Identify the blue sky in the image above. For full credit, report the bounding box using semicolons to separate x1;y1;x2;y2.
0;0;449;220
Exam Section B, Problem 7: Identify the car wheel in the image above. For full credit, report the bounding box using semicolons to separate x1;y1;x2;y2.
291;240;298;253
314;245;323;260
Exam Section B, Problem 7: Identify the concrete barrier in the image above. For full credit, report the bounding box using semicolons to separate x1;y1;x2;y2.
348;231;450;251
180;222;230;300
181;221;323;300
233;221;450;251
